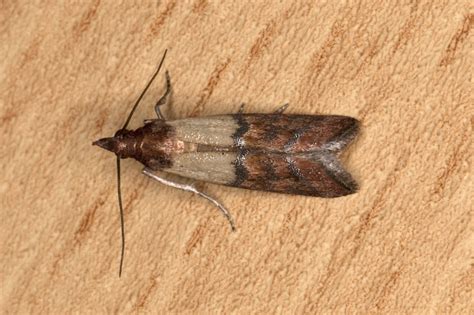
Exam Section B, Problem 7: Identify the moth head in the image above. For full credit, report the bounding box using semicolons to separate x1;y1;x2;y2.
93;129;133;158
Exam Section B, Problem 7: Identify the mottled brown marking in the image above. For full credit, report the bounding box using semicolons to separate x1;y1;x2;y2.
191;59;230;116
19;39;40;69
249;20;277;61
354;152;411;246
1;107;17;124
232;152;356;197
391;0;419;55
74;198;104;241
192;0;208;14
440;14;473;66
147;0;176;40
240;114;359;153
72;0;100;37
431;123;470;196
245;5;298;71
133;277;157;311
229;114;359;197
185;223;206;255
375;269;403;310
94;108;108;132
306;18;347;84
352;30;384;79
124;188;139;214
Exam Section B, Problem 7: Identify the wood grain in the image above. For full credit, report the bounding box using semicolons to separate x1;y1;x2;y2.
1;1;472;314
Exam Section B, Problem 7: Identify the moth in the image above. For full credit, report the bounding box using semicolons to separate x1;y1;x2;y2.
93;50;359;276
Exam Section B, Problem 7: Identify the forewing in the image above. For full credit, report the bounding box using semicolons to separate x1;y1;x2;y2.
163;150;357;197
231;151;358;197
167;114;359;153
167;116;237;147
163;114;359;197
235;114;359;153
164;152;238;185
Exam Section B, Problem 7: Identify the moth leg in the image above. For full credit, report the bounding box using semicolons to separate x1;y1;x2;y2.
154;71;172;120
237;103;246;114
274;103;289;114
142;168;236;232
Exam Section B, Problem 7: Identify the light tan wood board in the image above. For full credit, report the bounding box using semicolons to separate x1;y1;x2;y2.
1;1;472;314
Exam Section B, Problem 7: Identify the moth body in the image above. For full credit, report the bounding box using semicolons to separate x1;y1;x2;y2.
95;114;359;197
92;51;361;276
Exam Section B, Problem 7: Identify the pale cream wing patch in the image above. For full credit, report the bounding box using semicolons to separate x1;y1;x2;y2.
164;152;238;184
167;116;237;147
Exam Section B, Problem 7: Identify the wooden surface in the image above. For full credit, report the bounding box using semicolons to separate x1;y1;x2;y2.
1;1;473;314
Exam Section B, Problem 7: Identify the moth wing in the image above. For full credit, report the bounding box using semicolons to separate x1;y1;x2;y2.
238;114;359;153
167;114;359;153
165;151;358;197
164;151;239;185
167;116;238;147
232;151;358;197
163;116;241;183
163;114;359;197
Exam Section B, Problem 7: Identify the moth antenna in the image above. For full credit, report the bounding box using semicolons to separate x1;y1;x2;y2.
117;156;125;277
115;49;168;277
121;49;168;130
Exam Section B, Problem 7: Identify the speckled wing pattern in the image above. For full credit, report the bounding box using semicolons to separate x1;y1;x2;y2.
230;114;359;197
165;114;359;197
